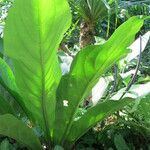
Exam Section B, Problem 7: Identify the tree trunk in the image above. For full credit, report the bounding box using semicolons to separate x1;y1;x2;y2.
80;20;95;106
79;20;95;49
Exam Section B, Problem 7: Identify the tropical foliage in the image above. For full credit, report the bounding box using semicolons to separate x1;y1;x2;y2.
0;0;149;149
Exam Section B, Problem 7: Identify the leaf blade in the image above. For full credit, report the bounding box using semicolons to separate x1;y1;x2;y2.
0;96;15;115
0;57;17;95
67;98;132;142
4;0;72;137
54;16;145;144
0;114;42;150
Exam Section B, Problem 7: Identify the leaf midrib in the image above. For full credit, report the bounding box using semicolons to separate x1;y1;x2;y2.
37;1;50;143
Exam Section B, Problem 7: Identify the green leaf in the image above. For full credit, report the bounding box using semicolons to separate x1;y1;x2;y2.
0;138;16;150
78;0;109;22
0;139;10;150
0;57;17;95
4;0;71;138
0;38;3;58
54;145;64;150
0;96;15;115
0;114;42;150
66;98;132;143
133;94;150;125
0;57;25;115
54;16;145;144
114;134;129;150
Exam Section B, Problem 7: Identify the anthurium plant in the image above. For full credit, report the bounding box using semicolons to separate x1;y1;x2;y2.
0;0;146;149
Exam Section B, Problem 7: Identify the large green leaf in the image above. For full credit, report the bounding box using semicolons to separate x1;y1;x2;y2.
0;96;15;115
0;114;42;150
54;16;145;144
4;0;71;138
66;98;132;143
